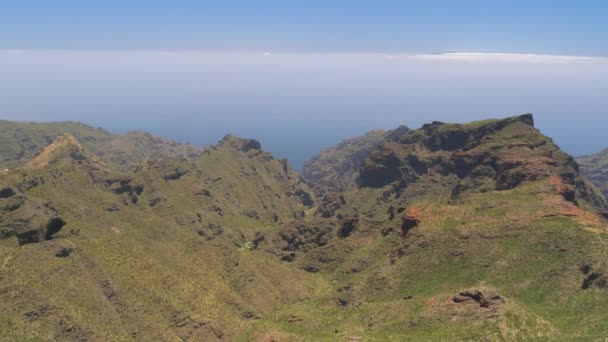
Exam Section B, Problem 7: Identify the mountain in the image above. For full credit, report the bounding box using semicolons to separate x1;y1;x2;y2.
2;114;608;340
303;125;410;192
270;114;608;340
0;132;315;341
577;148;608;198
0;120;203;170
356;114;606;210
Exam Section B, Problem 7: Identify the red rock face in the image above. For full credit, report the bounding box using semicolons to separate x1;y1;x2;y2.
357;114;607;212
303;126;411;192
401;208;420;236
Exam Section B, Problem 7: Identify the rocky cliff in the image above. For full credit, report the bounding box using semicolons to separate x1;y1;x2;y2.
577;148;608;199
303;125;410;192
357;114;606;211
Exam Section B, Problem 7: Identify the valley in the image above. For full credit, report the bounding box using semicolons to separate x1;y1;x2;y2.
1;115;608;341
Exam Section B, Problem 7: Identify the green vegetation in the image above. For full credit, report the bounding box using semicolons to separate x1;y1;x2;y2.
1;114;608;340
0;120;203;170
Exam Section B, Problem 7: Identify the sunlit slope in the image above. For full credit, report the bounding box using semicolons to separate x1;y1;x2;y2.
0;120;203;170
1;115;608;341
0;133;318;340
249;114;608;340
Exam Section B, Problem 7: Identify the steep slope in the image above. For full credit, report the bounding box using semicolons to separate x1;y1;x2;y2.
0;120;203;170
250;114;608;340
24;133;96;170
577;148;608;198
2;115;608;341
132;134;316;231
0;134;318;341
303;125;410;192
0;134;109;245
356;114;606;211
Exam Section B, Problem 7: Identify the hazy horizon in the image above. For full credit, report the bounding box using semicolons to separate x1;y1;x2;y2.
2;2;607;169
1;50;607;169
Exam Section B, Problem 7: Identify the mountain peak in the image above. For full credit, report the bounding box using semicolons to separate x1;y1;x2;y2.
358;113;607;211
218;134;262;152
516;113;534;126
52;133;82;148
25;133;87;169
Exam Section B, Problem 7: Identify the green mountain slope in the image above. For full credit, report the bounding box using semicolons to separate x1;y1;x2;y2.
578;148;608;199
0;133;316;341
254;114;608;340
1;115;608;341
0;120;203;170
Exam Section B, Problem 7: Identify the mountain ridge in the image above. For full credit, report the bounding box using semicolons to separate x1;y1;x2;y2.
0;120;203;171
1;114;608;340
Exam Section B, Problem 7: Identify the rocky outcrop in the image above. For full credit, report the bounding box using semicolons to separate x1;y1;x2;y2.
266;221;335;261
303;126;410;192
337;216;358;238
218;134;262;153
357;114;607;211
453;288;504;308
447;288;507;322
316;193;346;218
294;189;314;207
401;208;420;236
55;246;74;258
577;148;608;199
109;179;144;205
580;264;608;290
0;187;67;245
0;187;16;199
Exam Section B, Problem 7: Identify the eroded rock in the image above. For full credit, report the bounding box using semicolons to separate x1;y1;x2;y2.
337;216;358;238
316;193;346;218
580;264;608;289
0;187;16;199
55;247;74;258
453;288;504;308
401;208;420;236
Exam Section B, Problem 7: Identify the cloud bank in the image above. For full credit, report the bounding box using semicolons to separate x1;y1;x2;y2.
405;52;602;63
0;50;607;169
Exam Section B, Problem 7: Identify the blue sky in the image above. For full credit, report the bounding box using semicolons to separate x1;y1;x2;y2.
1;1;607;55
0;2;607;169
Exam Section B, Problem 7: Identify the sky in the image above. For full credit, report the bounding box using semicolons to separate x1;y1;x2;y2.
0;2;607;169
1;1;608;55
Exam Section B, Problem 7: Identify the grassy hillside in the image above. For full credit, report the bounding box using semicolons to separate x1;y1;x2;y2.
250;182;608;340
0;133;316;340
0;120;203;170
244;115;608;340
1;115;608;340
